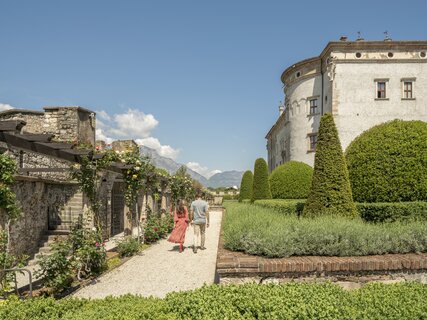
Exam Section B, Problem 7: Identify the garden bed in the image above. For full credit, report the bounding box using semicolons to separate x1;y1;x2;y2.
216;202;427;285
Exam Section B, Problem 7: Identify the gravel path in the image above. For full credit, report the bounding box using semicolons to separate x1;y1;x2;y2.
73;210;222;299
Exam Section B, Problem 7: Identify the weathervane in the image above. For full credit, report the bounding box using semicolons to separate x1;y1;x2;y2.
384;31;391;41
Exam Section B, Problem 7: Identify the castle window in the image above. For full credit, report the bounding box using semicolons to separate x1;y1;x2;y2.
309;99;318;115
403;82;412;98
401;78;416;99
374;79;388;99
307;133;317;152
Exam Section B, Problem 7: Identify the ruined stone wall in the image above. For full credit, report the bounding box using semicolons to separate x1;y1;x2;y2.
43;107;95;146
0;110;44;134
0;178;79;257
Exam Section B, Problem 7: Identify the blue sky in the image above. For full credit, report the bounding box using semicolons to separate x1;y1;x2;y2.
1;0;426;177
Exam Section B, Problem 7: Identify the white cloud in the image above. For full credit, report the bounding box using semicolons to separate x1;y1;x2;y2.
186;162;222;179
94;108;180;160
113;109;158;138
0;103;14;111
136;137;180;160
95;128;114;145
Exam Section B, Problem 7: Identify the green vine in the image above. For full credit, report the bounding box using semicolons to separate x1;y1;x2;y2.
70;150;119;230
0;153;23;297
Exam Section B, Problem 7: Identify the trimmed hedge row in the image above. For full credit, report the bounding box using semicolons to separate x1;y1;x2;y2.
254;199;306;216
357;201;427;223
1;282;427;319
255;199;427;223
238;170;253;202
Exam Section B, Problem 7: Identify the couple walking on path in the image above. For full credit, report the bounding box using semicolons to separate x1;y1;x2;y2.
167;193;209;253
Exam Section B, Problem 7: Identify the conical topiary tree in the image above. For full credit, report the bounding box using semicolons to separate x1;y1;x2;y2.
251;158;272;202
302;113;357;218
238;170;253;202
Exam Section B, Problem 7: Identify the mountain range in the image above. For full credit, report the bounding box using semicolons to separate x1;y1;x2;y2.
139;146;243;188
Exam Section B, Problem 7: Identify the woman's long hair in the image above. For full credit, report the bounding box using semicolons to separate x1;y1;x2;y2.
177;200;186;216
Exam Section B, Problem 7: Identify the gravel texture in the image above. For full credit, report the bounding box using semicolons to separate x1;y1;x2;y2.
73;210;223;298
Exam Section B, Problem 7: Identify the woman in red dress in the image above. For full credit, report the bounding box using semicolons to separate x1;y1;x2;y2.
168;200;189;253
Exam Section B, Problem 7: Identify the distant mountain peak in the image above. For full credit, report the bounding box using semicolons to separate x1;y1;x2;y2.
139;146;243;187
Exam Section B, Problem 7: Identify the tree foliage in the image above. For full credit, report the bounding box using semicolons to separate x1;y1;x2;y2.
345;120;427;202
303;113;357;218
251;158;271;202
238;170;253;202
269;161;313;199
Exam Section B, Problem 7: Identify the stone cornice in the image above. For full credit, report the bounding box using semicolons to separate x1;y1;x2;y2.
281;41;427;85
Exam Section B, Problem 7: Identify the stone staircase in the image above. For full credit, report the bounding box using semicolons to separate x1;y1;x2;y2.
27;230;70;266
50;192;84;231
27;192;84;266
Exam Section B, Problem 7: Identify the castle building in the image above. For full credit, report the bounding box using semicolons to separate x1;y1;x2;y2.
266;39;427;171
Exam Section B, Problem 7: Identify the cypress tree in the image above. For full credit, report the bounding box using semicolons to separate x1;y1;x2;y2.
238;170;253;202
251;158;272;202
302;113;357;218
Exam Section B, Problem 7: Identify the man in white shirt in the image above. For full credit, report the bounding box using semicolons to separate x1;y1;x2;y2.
190;192;209;254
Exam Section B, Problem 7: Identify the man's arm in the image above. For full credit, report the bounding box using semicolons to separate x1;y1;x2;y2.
205;206;210;227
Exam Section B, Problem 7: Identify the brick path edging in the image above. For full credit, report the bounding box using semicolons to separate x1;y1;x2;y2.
216;225;427;278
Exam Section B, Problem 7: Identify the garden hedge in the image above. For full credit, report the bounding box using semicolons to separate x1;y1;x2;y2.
357;201;427;223
269;161;313;199
2;283;427;319
238;170;253;202
303;113;357;218
254;199;306;216
346;119;427;203
254;199;427;223
251;158;271;202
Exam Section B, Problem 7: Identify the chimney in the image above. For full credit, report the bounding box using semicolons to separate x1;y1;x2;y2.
339;36;348;42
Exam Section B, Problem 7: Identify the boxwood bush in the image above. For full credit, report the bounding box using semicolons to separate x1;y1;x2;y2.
303;113;357;218
238;170;253;202
269;161;313;199
346;119;427;203
1;283;427;319
223;202;427;258
251;158;272;202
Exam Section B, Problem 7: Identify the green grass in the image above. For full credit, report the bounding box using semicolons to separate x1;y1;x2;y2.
223;202;427;258
1;282;427;319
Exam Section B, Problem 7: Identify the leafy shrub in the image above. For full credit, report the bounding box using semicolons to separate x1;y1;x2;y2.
35;226;107;293
303;113;357;218
144;213;174;244
35;240;73;293
269;161;313;199
251;158;271;202
117;237;141;257
238;170;253;202
254;199;306;216
223;202;427;258
357;201;427;223
1;282;427;319
346;120;427;203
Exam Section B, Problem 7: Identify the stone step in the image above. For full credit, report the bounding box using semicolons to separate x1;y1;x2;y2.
38;246;51;253
47;230;70;236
